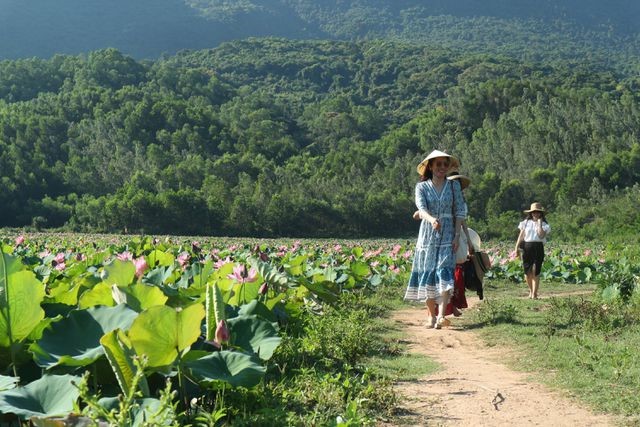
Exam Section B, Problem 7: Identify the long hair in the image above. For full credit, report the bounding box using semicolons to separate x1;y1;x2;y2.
420;159;436;181
526;212;548;223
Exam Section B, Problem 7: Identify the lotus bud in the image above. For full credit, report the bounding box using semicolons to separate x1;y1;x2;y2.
259;282;268;295
215;320;230;344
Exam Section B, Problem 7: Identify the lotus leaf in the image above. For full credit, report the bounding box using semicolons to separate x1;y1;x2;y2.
128;303;205;367
146;250;174;267
100;329;150;397
183;351;266;388
0;375;18;391
0;374;80;419
78;282;115;308
227;315;281;361
0;269;45;348
101;260;135;287
30;305;138;368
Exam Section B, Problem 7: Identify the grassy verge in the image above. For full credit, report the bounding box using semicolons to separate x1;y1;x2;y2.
364;284;440;382
463;280;640;425
217;274;431;426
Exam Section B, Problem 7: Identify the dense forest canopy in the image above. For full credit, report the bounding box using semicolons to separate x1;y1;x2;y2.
1;0;639;74
0;38;638;240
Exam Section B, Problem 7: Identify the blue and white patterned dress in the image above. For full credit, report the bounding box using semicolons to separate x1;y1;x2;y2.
404;179;466;303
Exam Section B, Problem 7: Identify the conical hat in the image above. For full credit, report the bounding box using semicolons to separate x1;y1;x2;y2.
417;150;460;175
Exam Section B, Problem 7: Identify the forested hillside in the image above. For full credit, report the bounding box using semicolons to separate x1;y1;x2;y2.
0;39;638;239
1;0;639;76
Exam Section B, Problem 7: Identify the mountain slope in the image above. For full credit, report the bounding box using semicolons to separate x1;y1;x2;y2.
1;0;638;73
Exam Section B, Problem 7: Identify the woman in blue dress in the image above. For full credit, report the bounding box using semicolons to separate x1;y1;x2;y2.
404;150;466;329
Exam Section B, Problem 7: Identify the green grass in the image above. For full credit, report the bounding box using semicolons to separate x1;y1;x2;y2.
365;353;439;381
462;280;640;425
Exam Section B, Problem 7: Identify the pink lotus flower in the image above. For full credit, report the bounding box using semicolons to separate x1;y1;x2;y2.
333;244;342;252
402;250;412;259
54;252;66;264
227;265;258;283
371;261;380;267
117;251;133;261
54;262;66;271
39;249;51;258
584;249;592;257
134;257;148;278
215;320;230;344
508;251;518;261
500;257;509;266
214;256;232;269
177;252;190;268
390;244;402;257
15;235;25;246
389;265;400;273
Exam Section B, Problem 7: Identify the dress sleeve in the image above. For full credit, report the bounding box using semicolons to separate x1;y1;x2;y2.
518;220;525;231
452;181;466;219
415;183;428;211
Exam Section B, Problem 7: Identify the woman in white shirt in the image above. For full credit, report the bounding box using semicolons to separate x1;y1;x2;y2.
515;202;551;299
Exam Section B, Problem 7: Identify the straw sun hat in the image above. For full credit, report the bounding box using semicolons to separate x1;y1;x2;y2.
524;202;546;213
416;149;460;176
447;172;471;190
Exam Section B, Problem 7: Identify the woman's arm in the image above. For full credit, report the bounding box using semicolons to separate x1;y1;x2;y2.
535;219;548;238
515;229;525;252
452;181;465;252
414;184;439;229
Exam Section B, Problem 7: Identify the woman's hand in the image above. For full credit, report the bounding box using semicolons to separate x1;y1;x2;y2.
431;218;441;231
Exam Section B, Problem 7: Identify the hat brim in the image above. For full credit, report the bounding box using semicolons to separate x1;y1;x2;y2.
523;208;546;213
417;155;460;176
447;174;470;189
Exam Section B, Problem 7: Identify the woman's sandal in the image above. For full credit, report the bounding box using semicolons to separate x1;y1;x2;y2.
434;316;443;329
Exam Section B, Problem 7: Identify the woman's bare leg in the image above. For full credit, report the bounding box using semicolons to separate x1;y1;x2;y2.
531;264;540;299
426;298;436;327
435;290;450;328
525;272;534;298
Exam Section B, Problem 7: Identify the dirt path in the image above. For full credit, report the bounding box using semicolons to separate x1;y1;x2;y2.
388;296;617;426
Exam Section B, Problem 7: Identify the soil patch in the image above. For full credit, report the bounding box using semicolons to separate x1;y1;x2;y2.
388;296;616;426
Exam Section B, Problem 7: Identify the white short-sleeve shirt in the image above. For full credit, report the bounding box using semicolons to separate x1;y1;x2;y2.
518;219;551;243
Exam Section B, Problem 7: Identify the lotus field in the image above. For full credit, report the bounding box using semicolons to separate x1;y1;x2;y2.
0;234;637;425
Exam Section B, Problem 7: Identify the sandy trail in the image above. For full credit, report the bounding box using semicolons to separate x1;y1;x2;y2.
388;296;616;426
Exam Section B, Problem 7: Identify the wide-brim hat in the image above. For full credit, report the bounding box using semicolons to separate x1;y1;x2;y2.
467;228;481;251
447;172;471;190
524;202;546;213
417;150;460;176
